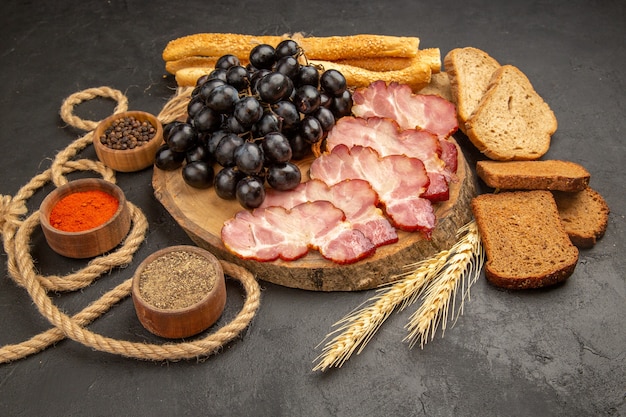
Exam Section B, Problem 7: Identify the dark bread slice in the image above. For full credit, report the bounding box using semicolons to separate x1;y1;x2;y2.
465;65;557;161
552;187;610;248
476;160;590;192
443;47;501;132
471;190;579;289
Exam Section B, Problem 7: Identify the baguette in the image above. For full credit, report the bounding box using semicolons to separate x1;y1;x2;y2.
465;65;557;161
476;160;591;192
552;187;610;248
471;190;579;289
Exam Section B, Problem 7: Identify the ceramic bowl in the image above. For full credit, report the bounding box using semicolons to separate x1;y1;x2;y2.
39;178;131;259
131;245;226;339
93;111;163;172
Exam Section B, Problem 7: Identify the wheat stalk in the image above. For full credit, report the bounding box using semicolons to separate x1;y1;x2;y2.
312;220;483;372
405;220;484;349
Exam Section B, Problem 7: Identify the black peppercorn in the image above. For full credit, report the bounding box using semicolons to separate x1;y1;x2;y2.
100;116;157;150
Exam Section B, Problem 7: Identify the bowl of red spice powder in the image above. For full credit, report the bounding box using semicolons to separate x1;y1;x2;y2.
131;245;226;339
39;178;131;258
93;110;164;172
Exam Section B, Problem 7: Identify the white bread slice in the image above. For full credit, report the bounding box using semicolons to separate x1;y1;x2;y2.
465;65;558;161
443;47;501;131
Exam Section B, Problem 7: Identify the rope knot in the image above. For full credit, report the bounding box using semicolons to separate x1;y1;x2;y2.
0;194;27;233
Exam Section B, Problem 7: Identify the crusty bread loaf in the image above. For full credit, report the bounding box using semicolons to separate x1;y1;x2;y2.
476;160;590;192
552;187;610;248
471;190;579;289
443;47;501;131
465;65;558;161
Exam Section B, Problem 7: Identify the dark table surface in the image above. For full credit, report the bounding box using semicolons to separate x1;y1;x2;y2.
1;1;624;416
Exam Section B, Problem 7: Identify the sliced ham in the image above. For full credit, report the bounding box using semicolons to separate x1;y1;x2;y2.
309;144;436;237
221;200;376;264
325;116;452;201
351;80;459;175
261;178;398;247
352;80;458;140
438;138;458;174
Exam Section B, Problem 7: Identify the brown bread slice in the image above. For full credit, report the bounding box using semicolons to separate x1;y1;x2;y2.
465;65;558;161
471;190;579;289
444;47;501;132
552;187;610;248
417;71;453;103
476;160;591;192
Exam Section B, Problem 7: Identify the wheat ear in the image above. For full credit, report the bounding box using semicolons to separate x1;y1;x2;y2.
312;220;483;371
404;220;484;349
312;242;451;372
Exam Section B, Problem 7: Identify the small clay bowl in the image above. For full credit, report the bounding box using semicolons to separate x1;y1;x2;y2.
39;178;131;259
131;245;226;339
93;110;163;172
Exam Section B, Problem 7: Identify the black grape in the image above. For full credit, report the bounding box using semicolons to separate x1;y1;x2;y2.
214;166;244;200
236;176;266;209
267;162;301;191
182;161;214;189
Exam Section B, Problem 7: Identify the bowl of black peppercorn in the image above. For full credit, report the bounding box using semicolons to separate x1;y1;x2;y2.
93;111;164;172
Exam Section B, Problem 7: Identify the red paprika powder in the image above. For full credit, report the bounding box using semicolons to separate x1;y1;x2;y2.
49;190;119;232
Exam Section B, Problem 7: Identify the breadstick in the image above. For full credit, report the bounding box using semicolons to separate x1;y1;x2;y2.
333;57;415;72
174;67;214;87
163;33;285;61
296;34;420;60
415;47;441;73
308;59;432;91
174;57;433;90
163;33;420;62
165;56;250;75
165;53;435;76
333;49;440;73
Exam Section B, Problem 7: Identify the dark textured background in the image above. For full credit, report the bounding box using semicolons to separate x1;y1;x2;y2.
1;1;624;416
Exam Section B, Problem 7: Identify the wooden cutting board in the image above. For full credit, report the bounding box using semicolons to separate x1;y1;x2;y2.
152;138;476;291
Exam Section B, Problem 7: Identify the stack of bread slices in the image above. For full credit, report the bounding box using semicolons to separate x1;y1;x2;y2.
440;47;609;290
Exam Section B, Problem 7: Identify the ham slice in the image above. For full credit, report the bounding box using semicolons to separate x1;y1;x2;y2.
352;81;459;139
351;80;459;175
261;178;398;247
221;200;376;264
352;80;458;140
325;116;452;201
309;144;436;237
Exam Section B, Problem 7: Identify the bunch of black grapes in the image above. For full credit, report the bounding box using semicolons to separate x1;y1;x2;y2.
154;39;353;209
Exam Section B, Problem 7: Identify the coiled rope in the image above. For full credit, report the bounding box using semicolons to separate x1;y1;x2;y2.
0;86;260;362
